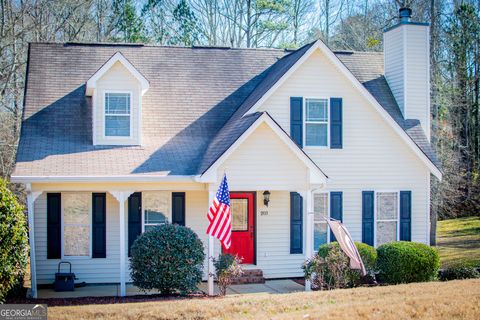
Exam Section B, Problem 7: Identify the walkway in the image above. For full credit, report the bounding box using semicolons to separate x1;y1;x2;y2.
37;279;304;298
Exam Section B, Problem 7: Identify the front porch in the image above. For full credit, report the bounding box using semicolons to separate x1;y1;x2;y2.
37;280;305;298
26;186;319;299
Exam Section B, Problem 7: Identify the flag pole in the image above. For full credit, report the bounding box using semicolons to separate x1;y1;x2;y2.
208;235;214;296
208;189;215;296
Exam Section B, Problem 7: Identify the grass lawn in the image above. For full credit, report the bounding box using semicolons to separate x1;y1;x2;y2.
47;279;480;320
437;216;480;268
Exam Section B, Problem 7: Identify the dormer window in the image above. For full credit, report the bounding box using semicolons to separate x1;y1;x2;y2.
86;52;150;146
105;92;132;137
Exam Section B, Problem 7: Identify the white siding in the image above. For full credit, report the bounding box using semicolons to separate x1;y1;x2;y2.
255;191;305;278
405;25;430;138
384;24;430;139
35;193;121;284
94;61;142;145
258;48;430;245
217;122;309;191
384;26;405;116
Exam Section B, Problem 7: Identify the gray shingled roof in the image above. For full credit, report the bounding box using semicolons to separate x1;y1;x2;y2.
13;42;440;178
335;51;441;169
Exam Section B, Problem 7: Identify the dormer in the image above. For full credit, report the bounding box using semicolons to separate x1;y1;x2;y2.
86;52;149;145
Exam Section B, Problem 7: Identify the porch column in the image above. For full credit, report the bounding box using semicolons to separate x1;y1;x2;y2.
26;186;42;299
207;189;216;296
302;189;314;291
110;191;134;297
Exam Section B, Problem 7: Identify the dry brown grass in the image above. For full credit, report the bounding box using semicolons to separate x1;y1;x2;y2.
48;279;480;320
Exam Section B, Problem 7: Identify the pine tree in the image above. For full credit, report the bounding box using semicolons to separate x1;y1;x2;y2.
112;0;147;43
171;0;200;46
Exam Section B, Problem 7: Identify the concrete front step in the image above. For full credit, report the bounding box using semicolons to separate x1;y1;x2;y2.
232;268;265;285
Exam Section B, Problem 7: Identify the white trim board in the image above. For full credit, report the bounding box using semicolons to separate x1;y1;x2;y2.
86;52;150;96
242;39;442;180
197;112;328;185
10;175;198;184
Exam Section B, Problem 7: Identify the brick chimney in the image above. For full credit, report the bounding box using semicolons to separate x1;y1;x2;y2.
384;8;431;140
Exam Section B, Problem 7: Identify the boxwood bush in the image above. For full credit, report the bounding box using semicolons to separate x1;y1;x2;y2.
377;241;440;284
0;179;28;302
130;223;205;295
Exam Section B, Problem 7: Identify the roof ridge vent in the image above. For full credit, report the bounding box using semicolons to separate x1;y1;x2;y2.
192;45;231;50
65;42;144;47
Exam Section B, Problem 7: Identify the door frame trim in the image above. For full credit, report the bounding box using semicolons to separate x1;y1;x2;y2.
229;191;257;265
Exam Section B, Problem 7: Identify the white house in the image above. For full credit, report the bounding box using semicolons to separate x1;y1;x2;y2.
12;8;441;298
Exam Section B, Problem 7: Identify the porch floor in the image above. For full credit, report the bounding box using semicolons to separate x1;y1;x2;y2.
37;280;304;299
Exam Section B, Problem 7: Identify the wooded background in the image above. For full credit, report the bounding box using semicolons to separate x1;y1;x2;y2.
1;0;479;242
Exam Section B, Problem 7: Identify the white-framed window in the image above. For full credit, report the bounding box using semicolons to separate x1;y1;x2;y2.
313;192;329;251
62;193;91;258
142;191;169;232
104;91;131;137
375;191;400;246
305;98;329;147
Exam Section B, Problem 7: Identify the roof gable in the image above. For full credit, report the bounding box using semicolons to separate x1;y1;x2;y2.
86;52;150;96
242;40;442;179
198;112;328;185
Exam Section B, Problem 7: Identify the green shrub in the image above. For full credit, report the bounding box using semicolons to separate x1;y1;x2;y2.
130;223;205;295
213;253;243;296
377;241;440;284
317;242;377;286
0;179;28;302
304;244;350;289
440;265;480;281
304;242;376;289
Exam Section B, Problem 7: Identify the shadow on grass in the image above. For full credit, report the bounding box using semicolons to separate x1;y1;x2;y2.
6;293;212;307
438;239;479;250
440;226;480;238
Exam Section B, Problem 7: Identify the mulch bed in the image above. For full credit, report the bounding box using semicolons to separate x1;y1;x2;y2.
6;292;210;307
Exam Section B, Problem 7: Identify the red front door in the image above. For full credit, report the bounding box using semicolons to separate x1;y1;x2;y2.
222;192;255;264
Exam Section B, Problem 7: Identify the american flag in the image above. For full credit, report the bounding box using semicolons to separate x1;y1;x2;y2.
206;174;232;249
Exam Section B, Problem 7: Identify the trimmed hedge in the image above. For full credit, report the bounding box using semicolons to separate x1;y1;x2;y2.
377;241;440;284
439;265;480;281
0;179;28;302
130;223;205;295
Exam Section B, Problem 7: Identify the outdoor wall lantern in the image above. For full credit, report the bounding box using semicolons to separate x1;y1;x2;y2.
263;190;271;207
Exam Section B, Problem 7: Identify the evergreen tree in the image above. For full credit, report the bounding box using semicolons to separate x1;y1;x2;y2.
112;0;147;43
171;0;200;46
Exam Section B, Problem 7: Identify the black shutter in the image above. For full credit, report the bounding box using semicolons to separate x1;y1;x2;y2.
330;192;343;242
47;193;61;259
290;97;303;147
172;192;186;226
92;193;106;258
290;192;303;254
362;191;375;246
400;191;412;241
128;192;142;257
330;98;343;149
